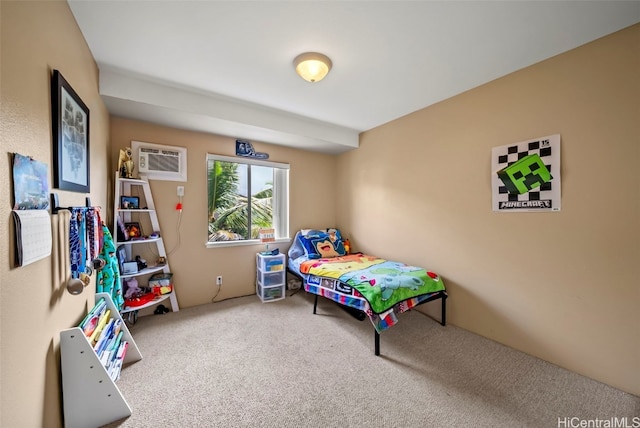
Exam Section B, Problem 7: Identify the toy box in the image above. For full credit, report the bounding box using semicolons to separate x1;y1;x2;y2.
149;272;173;296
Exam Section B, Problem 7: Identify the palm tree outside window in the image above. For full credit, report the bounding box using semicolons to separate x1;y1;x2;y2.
207;154;289;244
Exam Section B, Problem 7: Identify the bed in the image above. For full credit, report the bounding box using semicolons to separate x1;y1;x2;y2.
288;229;447;355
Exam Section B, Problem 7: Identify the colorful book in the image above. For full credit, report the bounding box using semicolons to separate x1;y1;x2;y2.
94;318;115;355
89;309;111;345
110;331;124;353
116;341;129;360
80;298;105;326
108;358;124;382
81;300;107;337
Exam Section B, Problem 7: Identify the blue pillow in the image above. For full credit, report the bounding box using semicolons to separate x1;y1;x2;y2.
298;232;323;258
298;229;346;259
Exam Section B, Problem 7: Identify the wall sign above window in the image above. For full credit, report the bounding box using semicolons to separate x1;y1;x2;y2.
235;140;269;160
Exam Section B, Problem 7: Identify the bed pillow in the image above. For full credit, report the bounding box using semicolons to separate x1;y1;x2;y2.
288;231;306;260
296;229;323;258
325;228;347;256
297;232;324;259
298;229;346;259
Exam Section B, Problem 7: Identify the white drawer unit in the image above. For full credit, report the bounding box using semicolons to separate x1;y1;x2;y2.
256;253;286;302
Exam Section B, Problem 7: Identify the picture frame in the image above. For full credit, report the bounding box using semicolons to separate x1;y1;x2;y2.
120;195;140;210
124;222;142;239
51;69;90;193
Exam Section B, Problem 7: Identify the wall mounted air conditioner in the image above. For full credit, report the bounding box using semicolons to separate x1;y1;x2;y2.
131;141;187;182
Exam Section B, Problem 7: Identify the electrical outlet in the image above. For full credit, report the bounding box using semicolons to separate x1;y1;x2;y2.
177;186;185;197
216;276;222;286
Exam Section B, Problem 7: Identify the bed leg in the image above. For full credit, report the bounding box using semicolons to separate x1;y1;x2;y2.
441;294;447;326
374;330;380;356
313;294;318;314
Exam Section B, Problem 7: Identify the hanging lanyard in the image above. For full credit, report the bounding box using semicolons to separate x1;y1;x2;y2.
78;209;87;275
86;208;99;261
69;208;83;279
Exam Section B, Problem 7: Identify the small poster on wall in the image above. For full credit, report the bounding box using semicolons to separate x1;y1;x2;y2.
12;153;49;210
11;153;52;266
491;134;561;212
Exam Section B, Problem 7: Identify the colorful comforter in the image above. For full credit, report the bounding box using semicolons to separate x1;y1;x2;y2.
299;254;445;315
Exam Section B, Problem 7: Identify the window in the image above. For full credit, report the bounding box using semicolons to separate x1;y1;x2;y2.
206;154;289;245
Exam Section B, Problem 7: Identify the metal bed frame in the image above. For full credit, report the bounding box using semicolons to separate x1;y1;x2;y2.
291;269;447;356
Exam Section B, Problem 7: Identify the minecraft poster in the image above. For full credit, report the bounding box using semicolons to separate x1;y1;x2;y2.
491;134;561;212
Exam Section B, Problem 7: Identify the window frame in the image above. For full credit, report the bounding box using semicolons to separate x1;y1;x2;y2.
205;153;290;249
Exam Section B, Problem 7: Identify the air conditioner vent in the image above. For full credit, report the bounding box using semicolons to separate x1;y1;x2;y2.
132;141;187;182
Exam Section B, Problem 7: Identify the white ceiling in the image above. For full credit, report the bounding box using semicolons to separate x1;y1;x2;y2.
68;1;640;154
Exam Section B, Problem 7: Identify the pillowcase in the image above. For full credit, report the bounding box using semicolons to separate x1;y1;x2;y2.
297;232;322;258
298;228;346;259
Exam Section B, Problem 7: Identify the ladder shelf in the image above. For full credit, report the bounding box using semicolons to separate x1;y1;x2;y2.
113;172;179;316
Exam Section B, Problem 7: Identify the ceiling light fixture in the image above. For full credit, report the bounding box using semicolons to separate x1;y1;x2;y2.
293;52;332;83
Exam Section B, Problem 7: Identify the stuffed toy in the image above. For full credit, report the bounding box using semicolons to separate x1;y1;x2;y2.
124;277;142;299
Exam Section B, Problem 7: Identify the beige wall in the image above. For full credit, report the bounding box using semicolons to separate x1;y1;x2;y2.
109;117;337;309
336;24;640;395
1;1;111;427
1;2;637;426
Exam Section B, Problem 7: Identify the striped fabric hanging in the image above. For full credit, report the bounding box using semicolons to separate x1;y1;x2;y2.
69;208;83;279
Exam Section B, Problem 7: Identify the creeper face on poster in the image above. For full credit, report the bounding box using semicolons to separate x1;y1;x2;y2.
497;153;552;195
491;134;561;212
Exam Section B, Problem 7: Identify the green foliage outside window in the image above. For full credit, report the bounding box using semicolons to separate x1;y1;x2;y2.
207;160;273;241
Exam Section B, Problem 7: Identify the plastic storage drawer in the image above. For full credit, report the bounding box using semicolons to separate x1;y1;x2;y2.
257;253;285;272
257;283;285;302
257;269;285;287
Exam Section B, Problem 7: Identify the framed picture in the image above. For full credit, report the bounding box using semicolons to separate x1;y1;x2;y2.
51;69;90;193
124;222;142;239
120;196;140;209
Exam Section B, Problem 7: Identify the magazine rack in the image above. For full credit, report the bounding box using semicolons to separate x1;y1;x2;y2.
60;293;142;428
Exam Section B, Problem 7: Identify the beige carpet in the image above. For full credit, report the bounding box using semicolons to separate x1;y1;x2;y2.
102;292;639;428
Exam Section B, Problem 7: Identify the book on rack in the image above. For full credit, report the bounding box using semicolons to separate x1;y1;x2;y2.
78;298;105;327
79;298;106;338
108;358;123;382
97;322;123;367
89;309;111;345
116;340;129;360
107;340;129;382
93;318;115;355
110;330;124;354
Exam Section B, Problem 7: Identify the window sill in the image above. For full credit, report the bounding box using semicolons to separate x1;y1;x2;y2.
204;237;291;249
